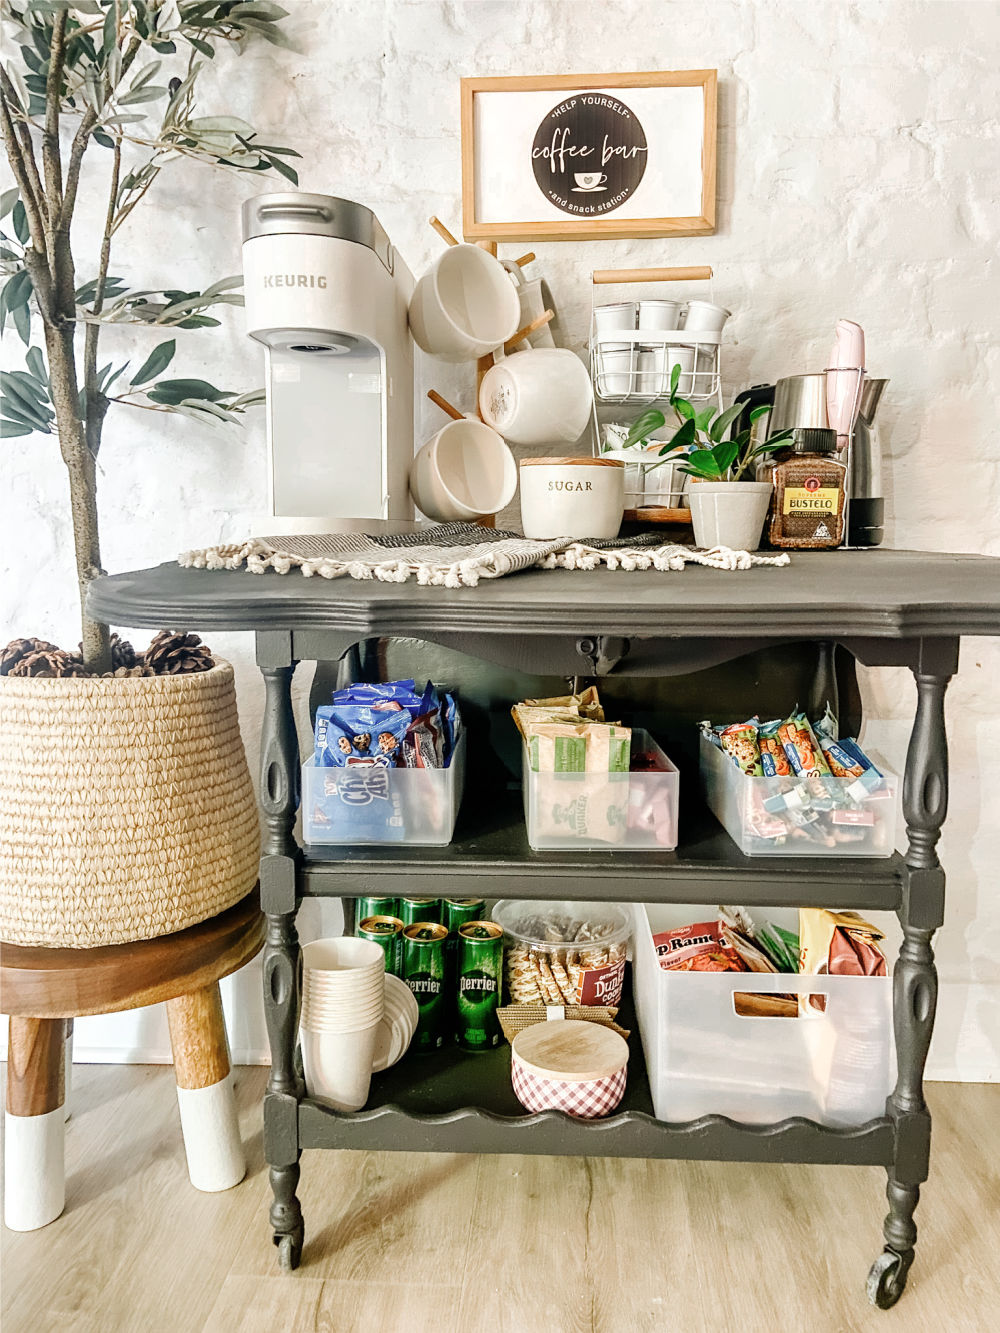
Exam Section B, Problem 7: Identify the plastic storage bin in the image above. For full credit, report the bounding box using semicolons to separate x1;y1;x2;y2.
522;729;679;851
301;732;465;846
700;733;899;857
631;903;895;1127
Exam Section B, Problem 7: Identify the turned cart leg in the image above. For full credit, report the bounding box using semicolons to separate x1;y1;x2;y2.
258;642;305;1271
166;983;245;1192
868;640;955;1309
4;1017;66;1231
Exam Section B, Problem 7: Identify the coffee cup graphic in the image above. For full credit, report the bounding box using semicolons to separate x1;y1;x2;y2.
573;171;607;192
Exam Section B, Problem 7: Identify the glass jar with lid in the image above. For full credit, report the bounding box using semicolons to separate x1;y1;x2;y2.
767;427;847;549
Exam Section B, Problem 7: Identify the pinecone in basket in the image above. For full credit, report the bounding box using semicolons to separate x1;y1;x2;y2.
144;629;215;675
7;646;88;678
78;632;136;671
107;664;157;678
1;637;60;675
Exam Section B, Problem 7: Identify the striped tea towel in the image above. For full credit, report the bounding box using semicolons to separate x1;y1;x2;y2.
179;523;789;588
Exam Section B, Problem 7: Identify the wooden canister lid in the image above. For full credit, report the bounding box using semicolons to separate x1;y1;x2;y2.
511;1019;629;1081
519;457;624;468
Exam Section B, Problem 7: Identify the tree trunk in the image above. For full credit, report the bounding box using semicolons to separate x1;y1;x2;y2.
43;319;110;672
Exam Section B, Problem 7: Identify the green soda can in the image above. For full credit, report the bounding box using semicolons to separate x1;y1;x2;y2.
358;915;404;977
402;922;449;1051
443;898;485;933
455;921;503;1051
399;897;442;928
443;899;485;995
355;896;398;927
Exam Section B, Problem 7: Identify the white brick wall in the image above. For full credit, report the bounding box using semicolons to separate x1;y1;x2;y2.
2;0;998;1077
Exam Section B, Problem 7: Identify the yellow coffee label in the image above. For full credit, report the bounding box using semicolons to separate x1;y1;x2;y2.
783;487;841;515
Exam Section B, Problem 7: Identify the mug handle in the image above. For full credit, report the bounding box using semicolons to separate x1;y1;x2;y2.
497;308;556;360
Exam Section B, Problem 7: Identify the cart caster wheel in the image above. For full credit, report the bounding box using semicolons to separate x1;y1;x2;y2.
866;1247;913;1309
275;1230;302;1272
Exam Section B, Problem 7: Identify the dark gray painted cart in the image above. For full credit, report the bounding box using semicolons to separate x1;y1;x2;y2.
89;548;1000;1308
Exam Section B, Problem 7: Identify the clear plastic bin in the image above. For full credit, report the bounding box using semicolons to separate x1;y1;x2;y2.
522;729;679;851
700;733;899;857
301;732;465;846
632;903;895;1126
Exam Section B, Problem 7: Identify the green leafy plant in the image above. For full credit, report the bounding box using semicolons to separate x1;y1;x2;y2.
621;363;794;483
0;0;299;669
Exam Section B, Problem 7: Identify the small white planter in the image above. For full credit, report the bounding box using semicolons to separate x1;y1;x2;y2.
688;481;773;551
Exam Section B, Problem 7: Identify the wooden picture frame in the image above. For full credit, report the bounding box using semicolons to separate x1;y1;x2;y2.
461;70;717;242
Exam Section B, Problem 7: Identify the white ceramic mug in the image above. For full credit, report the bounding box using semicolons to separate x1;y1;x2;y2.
504;262;555;348
519;457;625;539
409;244;520;362
479;347;593;446
682;299;731;334
410;417;517;521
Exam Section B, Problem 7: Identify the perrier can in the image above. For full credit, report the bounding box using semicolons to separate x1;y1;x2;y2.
402;922;448;1050
399;897;442;928
443;898;485;933
455;921;503;1051
355;896;398;927
358;915;404;977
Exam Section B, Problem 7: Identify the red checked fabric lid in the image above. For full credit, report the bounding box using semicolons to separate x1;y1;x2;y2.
511;1019;629;1082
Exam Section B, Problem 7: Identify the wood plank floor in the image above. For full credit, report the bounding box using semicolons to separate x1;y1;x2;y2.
2;1067;997;1333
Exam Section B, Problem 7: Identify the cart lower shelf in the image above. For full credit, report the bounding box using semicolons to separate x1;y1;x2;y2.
296;979;895;1167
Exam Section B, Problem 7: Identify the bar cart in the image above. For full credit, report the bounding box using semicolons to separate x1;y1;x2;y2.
88;548;1000;1309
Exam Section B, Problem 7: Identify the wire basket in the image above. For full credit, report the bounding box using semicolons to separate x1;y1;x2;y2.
591;326;721;404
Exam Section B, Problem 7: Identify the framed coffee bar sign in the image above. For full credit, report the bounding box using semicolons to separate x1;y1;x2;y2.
460;70;717;241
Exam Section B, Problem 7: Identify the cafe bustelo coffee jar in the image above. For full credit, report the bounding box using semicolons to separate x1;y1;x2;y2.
766;428;847;549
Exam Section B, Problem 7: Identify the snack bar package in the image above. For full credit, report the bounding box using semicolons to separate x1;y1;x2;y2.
759;720;793;777
719;720;764;776
799;909;888;977
776;712;832;779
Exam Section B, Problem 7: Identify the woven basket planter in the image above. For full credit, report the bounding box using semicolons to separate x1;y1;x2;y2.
0;661;260;948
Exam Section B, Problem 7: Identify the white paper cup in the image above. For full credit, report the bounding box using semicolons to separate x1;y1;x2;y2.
638;300;681;331
300;1024;381;1111
681;299;731;334
594;302;636;333
665;346;696;397
409;417;517;521
595;346;633;398
519;457;625;539
409;244;520;362
302;937;385;972
479;347;593;447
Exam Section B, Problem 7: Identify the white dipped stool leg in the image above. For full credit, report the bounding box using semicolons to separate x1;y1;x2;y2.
166;984;245;1192
64;1018;73;1123
4;1017;66;1232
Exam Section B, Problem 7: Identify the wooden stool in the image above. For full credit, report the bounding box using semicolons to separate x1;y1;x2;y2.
2;890;264;1232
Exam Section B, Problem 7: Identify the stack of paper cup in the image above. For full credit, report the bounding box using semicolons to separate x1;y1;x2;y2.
299;937;385;1112
594;302;636;396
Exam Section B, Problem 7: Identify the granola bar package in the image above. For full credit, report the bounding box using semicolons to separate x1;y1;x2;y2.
719;720;764;776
